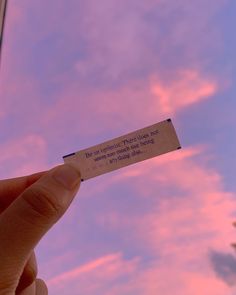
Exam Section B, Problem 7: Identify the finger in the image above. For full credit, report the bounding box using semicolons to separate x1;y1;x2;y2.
16;251;38;294
0;171;47;213
17;279;48;295
35;279;48;295
18;282;36;295
0;164;81;289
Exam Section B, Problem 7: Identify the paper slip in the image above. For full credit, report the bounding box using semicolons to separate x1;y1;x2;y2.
63;118;181;181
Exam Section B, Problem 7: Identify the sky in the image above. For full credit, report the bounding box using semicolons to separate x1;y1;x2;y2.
0;0;236;294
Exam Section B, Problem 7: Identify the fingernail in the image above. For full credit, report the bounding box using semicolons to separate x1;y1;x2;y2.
53;164;81;190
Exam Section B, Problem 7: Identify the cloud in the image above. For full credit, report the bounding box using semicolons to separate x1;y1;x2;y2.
107;264;230;295
41;67;219;148
74;0;227;84
94;146;236;294
151;70;217;114
74;0;160;82
47;252;140;295
0;134;49;178
1;0;225;145
39;145;236;295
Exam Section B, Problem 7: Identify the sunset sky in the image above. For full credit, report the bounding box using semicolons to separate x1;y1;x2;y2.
0;0;236;294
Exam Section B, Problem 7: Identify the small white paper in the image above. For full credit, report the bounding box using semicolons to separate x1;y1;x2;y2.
63;118;181;181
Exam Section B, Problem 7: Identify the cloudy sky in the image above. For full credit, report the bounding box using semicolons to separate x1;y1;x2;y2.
0;0;236;294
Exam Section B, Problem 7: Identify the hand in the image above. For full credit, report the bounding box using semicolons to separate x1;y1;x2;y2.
0;164;81;294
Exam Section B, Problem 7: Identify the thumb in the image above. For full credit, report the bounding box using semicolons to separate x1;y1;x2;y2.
0;164;81;287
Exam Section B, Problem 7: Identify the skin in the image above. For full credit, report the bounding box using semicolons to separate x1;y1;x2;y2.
0;164;81;295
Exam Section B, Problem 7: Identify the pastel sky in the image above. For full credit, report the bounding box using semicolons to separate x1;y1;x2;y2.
0;0;236;294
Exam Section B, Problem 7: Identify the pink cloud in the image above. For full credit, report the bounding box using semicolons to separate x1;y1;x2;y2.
0;75;42;119
1;0;225;141
47;252;139;295
37;145;236;295
74;0;227;82
42;68;219;145
105;265;230;295
94;146;236;293
151;70;217;114
46;254;232;295
122;266;230;295
0;135;49;178
74;1;156;80
27;0;224;138
99;146;236;249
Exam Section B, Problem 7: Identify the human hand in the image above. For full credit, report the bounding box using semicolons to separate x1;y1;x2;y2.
0;164;81;294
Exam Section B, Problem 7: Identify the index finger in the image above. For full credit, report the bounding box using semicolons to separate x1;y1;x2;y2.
0;171;47;213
